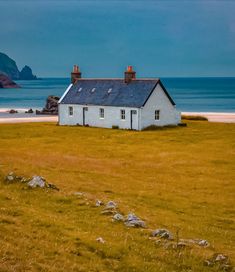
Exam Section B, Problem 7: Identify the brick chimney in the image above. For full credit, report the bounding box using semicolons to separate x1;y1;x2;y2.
124;66;136;83
71;65;81;84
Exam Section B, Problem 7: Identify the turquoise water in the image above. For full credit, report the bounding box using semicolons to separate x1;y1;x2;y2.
0;77;235;112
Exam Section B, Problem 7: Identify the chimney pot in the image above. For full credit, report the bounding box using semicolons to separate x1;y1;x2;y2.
124;65;136;83
71;65;81;84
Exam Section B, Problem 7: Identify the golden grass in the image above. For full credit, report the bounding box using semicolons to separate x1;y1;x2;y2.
0;121;234;271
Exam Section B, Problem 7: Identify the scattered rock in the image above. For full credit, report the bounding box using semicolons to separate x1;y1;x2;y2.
5;172;15;182
198;239;210;247
152;229;173;240
95;200;104;207
28;176;46;188
9;109;18;114
25;108;34;114
179;238;209;247
113;213;124;221
204;253;233;271
106;201;117;209
96;237;105;244
124;213;146;228
4;172;28;184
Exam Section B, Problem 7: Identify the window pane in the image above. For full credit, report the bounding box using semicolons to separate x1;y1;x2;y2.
69;106;73;116
100;108;104;118
155;110;160;120
121;109;125;120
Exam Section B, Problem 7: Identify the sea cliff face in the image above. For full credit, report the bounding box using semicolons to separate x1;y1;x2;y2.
0;53;20;80
0;52;37;80
0;73;20;88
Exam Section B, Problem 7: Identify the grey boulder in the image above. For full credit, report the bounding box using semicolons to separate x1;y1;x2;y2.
124;213;146;228
28;176;45;188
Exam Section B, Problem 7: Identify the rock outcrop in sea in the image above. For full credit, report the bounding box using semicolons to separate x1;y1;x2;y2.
0;52;37;80
19;65;37;80
0;73;20;89
36;95;59;115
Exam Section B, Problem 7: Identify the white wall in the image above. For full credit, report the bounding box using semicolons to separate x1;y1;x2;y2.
140;84;181;129
58;104;140;130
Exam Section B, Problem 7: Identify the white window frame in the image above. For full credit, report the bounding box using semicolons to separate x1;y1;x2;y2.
155;109;160;120
69;106;73;116
99;108;104;119
120;109;125;120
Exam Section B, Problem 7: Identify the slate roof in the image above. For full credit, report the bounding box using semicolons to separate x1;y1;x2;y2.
60;79;175;107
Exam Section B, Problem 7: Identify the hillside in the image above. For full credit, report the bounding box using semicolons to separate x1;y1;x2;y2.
0;52;19;80
0;121;234;271
0;52;37;80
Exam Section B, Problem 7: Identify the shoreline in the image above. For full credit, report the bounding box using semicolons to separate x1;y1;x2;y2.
0;108;235;124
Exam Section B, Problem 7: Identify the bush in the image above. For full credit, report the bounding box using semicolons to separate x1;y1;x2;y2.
112;125;119;129
181;115;208;121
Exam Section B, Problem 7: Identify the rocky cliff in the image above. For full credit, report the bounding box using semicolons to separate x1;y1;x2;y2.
0;53;20;80
20;65;37;80
0;52;37;80
0;73;20;88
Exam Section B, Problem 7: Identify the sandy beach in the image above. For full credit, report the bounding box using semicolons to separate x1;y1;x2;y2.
182;112;235;123
0;108;58;123
0;108;234;124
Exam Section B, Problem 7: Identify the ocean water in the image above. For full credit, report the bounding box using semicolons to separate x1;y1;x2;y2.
0;77;235;112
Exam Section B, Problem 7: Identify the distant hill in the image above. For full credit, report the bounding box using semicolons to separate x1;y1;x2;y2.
0;73;20;88
0;52;37;80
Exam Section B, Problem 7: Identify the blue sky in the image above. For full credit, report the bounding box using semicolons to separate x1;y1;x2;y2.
1;0;235;77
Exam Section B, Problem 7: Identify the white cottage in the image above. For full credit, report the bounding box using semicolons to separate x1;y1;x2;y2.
58;66;180;130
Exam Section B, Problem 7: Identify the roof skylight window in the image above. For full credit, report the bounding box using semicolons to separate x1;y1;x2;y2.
91;88;96;93
108;88;112;94
78;87;82;93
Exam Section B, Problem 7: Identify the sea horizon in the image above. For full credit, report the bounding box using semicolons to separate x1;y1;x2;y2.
0;77;235;113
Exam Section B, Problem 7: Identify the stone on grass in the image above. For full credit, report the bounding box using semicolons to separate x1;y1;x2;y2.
179;238;209;247
152;229;173;240
205;253;233;271
5;172;27;184
106;201;117;209
124;213;146;228
96;200;104;207
96;237;105;244
27;176;45;188
198;239;209;247
5;172;15;182
113;213;124;221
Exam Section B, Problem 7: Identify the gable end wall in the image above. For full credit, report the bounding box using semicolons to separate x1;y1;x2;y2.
140;84;181;129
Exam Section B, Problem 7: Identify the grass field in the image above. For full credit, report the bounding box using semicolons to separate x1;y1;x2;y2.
0;121;234;271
